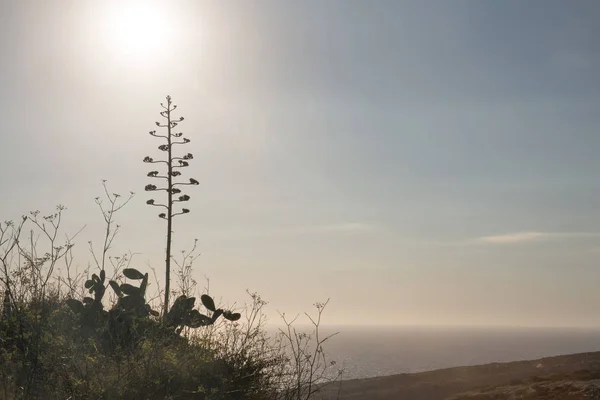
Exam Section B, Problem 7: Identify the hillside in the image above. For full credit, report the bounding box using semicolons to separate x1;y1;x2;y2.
316;352;600;399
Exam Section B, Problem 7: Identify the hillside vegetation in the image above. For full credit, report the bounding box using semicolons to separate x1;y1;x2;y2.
0;97;342;400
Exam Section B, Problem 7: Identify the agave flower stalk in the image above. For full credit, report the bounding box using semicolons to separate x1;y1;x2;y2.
143;95;199;319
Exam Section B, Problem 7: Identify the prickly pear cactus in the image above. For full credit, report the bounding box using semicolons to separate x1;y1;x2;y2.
65;267;240;353
166;293;241;334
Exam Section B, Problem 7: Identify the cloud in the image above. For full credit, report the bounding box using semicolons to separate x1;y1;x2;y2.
477;231;600;245
478;232;547;244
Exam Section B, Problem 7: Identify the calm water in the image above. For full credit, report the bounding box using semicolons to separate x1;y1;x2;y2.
316;326;600;380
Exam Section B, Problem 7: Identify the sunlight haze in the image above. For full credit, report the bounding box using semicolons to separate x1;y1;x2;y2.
1;0;600;328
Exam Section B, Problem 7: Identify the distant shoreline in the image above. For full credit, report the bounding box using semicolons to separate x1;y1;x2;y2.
315;351;600;399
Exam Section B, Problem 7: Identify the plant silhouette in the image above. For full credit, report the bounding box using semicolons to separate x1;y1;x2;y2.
143;95;199;318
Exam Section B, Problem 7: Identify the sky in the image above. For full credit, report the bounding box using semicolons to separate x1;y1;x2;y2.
1;0;600;327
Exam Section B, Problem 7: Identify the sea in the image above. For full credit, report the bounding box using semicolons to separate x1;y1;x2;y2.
312;325;600;380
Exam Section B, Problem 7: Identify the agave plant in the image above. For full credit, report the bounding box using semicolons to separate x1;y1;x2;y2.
143;95;199;318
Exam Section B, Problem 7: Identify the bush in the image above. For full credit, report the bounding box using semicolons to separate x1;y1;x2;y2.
0;97;343;399
0;202;342;400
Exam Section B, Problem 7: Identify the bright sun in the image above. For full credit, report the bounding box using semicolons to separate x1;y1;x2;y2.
103;2;173;61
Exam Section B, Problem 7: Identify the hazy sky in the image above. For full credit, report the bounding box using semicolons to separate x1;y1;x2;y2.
1;0;600;327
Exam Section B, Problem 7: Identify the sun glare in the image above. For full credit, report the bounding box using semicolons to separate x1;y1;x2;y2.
103;2;173;61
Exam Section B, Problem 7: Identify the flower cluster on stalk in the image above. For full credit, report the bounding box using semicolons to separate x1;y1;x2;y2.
143;96;199;220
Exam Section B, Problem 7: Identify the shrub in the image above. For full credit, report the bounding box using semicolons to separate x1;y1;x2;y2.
0;96;343;399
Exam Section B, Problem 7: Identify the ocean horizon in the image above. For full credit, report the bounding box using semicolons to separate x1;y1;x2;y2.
301;325;600;380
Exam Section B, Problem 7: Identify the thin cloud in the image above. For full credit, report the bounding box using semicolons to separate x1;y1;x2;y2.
478;232;547;244
477;231;600;245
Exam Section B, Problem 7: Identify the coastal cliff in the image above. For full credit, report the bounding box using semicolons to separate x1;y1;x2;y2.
316;352;600;399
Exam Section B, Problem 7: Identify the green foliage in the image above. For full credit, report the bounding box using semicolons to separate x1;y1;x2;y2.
64;266;240;356
108;280;122;297
122;268;145;280
119;283;140;296
163;292;240;331
1;278;339;400
0;291;279;400
202;293;216;311
224;310;242;322
66;298;84;314
0;262;258;399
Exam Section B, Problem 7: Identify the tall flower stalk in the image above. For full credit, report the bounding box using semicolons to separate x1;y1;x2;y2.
143;95;199;318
